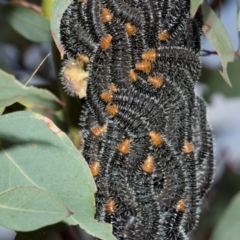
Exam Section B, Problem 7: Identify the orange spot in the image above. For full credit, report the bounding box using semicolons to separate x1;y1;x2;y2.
148;76;163;88
100;34;112;50
91;125;107;137
183;141;193;154
142;156;154;173
149;131;163;146
135;61;152;73
105;200;116;214
90;161;100;177
158;30;170;41
79;0;87;3
106;104;118;117
76;53;89;63
142;50;157;62
125;23;137;36
176;199;186;212
101;91;113;102
117;139;130;155
129;69;139;82
102;8;113;23
110;83;117;91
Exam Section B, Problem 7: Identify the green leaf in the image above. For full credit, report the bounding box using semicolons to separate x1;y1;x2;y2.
0;111;115;240
42;0;55;20
0;69;63;110
202;2;235;87
190;0;202;18
2;4;51;42
0;187;70;231
0;107;5;115
201;59;240;101
211;191;240;240
50;0;71;58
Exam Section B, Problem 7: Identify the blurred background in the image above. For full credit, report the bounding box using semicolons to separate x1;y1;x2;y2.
0;0;240;239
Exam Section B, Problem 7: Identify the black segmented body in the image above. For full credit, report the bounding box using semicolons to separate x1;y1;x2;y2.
60;0;214;239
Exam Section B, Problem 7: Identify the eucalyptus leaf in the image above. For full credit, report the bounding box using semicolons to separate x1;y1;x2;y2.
201;59;240;101
2;4;51;42
0;107;5;115
211;191;240;240
0;187;70;231
190;0;202;18
0;111;115;240
50;0;71;58
0;69;63;110
202;2;235;86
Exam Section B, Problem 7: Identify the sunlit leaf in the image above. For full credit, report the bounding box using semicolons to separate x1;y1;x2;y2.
0;111;115;240
0;187;70;231
211;191;240;240
42;0;55;19
2;4;51;42
202;2;235;87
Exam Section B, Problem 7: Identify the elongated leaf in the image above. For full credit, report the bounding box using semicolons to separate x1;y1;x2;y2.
0;69;63;110
202;2;235;86
2;4;51;42
0;187;70;231
190;0;202;18
50;0;71;58
211;191;240;240
0;111;115;240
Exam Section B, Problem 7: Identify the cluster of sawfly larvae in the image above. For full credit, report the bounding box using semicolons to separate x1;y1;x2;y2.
60;0;214;239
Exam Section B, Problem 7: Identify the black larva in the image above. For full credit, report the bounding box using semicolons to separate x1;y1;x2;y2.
60;0;214;239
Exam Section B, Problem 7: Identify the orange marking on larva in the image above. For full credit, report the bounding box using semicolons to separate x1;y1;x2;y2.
129;69;139;82
158;30;170;41
110;83;117;91
101;91;113;102
106;104;118;117
148;76;164;88
105;200;116;214
100;34;112;50
149;131;163;146
79;0;87;3
91;125;107;137
76;53;89;63
117;139;130;155
102;8;113;23
142;50;157;62
142;156;154;173
125;23;137;36
176;199;186;212
90;161;100;177
135;61;152;73
183;141;194;154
